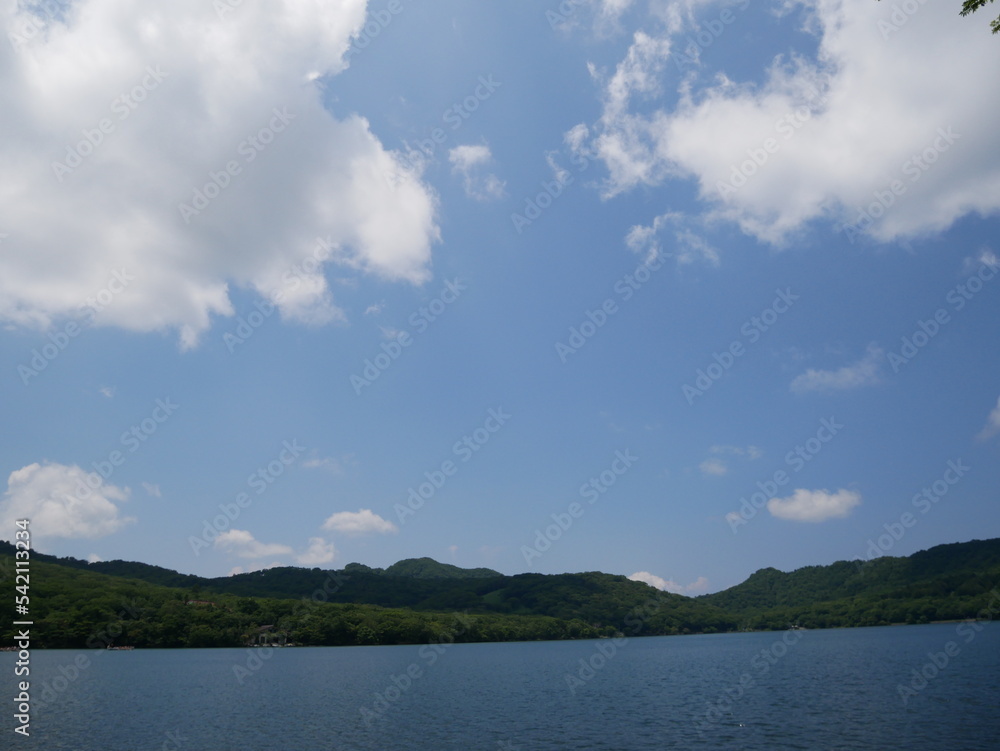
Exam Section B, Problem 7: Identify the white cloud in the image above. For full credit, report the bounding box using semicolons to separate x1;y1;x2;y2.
977;396;1000;440
629;571;709;594
321;508;398;535
296;537;336;566
449;144;491;171
767;488;861;522
301;453;354;474
99;386;116;399
0;462;134;540
572;30;673;196
364;301;385;316
598;0;634;21
449;144;505;201
625;212;718;266
790;343;883;394
141;482;161;497
573;0;1000;245
214;529;293;559
699;458;728;476
87;553;103;563
700;444;762;475
549;0;636;34
0;0;439;347
962;248;1000;275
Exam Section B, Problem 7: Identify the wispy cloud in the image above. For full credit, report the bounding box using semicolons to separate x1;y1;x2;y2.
790;344;883;394
699;458;728;476
449;144;506;201
977;396;1000;441
710;444;762;459
699;444;762;475
301;453;355;474
961;249;999;275
625;211;717;267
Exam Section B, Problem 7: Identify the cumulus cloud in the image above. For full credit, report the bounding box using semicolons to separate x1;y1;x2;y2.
571;0;1000;245
214;529;293;559
0;0;439;347
296;537;336;566
0;462;134;540
449;144;505;201
321;508;398;535
790;343;884;394
767;488;861;522
629;571;709;594
977;396;1000;441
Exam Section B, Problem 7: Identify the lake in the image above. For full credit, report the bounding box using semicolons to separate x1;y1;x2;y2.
3;622;998;749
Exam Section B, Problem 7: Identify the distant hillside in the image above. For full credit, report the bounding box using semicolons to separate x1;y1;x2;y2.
0;542;735;637
0;556;602;649
1;537;998;643
344;557;501;579
383;557;501;579
699;538;1000;629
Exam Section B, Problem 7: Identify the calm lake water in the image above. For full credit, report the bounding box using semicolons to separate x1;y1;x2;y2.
2;622;998;750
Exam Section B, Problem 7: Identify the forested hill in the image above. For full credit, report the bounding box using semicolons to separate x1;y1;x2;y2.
346;557;501;579
0;541;735;632
0;549;734;649
698;538;1000;629
0;537;998;647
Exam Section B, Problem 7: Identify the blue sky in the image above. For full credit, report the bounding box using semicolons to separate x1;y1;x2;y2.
1;0;998;593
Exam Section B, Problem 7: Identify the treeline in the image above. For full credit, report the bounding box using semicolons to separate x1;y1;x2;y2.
0;542;738;637
0;557;604;649
0;537;998;650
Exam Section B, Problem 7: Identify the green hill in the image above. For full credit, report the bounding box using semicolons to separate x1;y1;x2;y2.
1;537;997;648
699;538;1000;629
0;556;603;649
381;557;501;579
